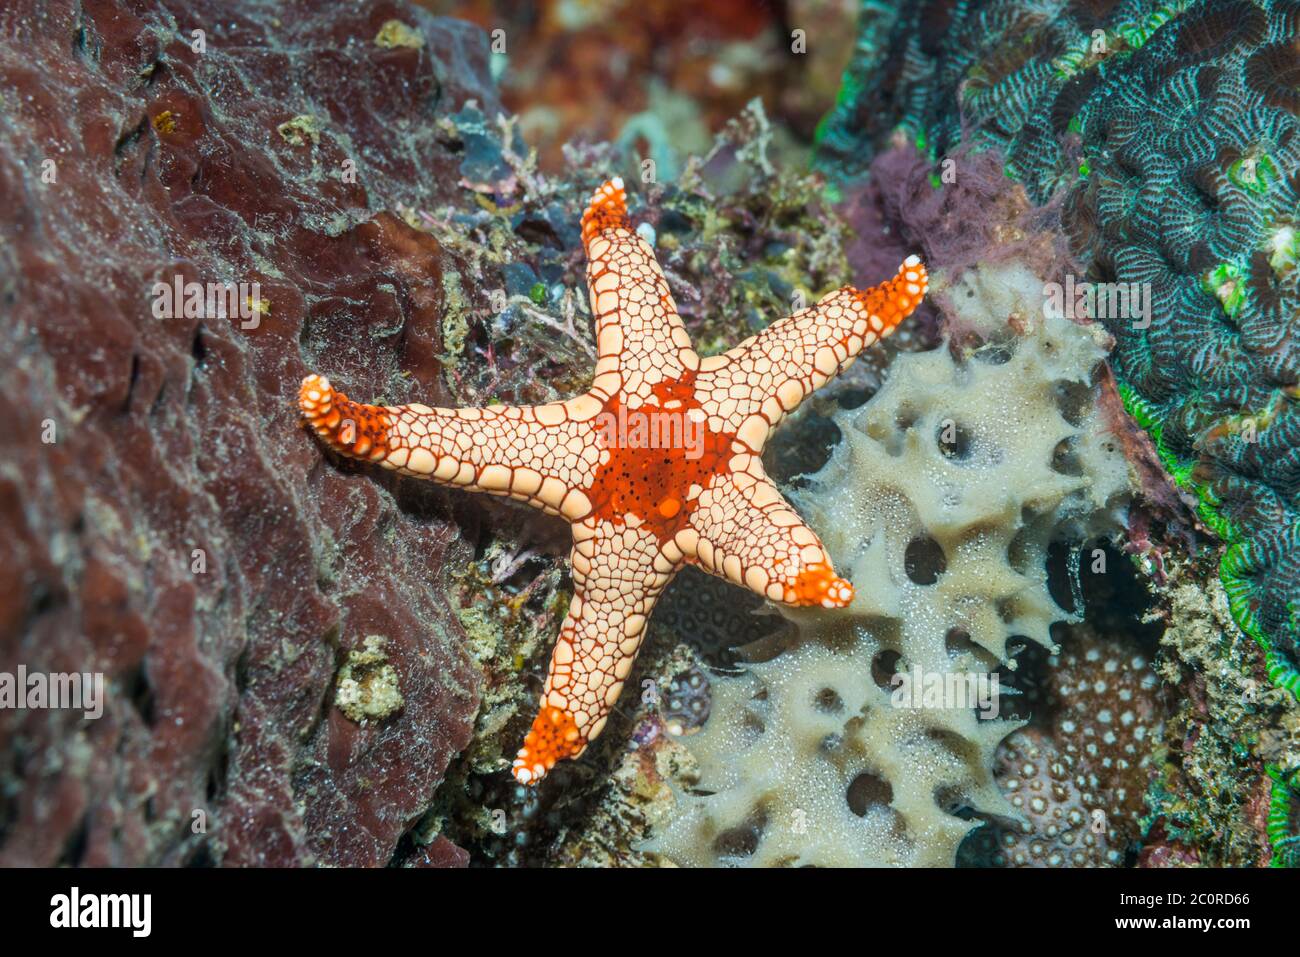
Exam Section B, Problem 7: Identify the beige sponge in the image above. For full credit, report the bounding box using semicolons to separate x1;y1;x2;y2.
646;261;1133;866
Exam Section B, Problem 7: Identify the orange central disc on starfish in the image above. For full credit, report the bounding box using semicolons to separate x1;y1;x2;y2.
585;371;736;541
297;176;928;785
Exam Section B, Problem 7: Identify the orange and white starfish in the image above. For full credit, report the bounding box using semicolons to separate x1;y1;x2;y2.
299;178;927;784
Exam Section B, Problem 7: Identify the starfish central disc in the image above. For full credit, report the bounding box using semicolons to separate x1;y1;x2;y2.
585;372;734;541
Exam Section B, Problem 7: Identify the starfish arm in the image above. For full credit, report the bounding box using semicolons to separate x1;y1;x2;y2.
581;178;699;405
512;518;678;784
679;464;853;609
298;373;604;519
694;256;928;440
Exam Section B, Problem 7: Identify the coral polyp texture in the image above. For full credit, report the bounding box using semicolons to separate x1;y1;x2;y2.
646;261;1133;866
819;0;1300;697
301;177;929;784
962;624;1166;867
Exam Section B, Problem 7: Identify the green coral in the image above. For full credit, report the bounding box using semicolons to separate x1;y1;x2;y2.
1267;766;1300;866
1121;381;1300;699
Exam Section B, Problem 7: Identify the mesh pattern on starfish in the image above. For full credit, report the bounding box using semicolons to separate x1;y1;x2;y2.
299;177;927;784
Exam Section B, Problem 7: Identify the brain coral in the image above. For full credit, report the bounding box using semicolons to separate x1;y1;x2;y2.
647;261;1132;866
819;0;1300;698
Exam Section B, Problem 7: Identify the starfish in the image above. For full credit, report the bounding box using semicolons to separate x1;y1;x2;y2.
298;178;927;784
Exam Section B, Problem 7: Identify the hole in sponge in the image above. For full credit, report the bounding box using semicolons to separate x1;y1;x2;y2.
936;419;974;461
1051;436;1083;475
712;807;767;858
846;771;893;816
935;783;977;818
945;627;1000;671
928;727;982;772
1051;379;1092;427
865;410;906;457
837;387;874;410
814;687;844;714
973;343;1013;365
871;650;902;690
1007;523;1043;576
905;536;948;585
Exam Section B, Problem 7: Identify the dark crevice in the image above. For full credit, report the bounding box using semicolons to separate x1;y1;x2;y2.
124;353;141;412
55;812;90;866
112;116;149;174
126;662;156;727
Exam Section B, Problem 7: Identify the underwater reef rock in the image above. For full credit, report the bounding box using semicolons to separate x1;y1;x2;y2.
0;0;514;866
819;0;1300;697
1147;564;1300;865
449;0;855;175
